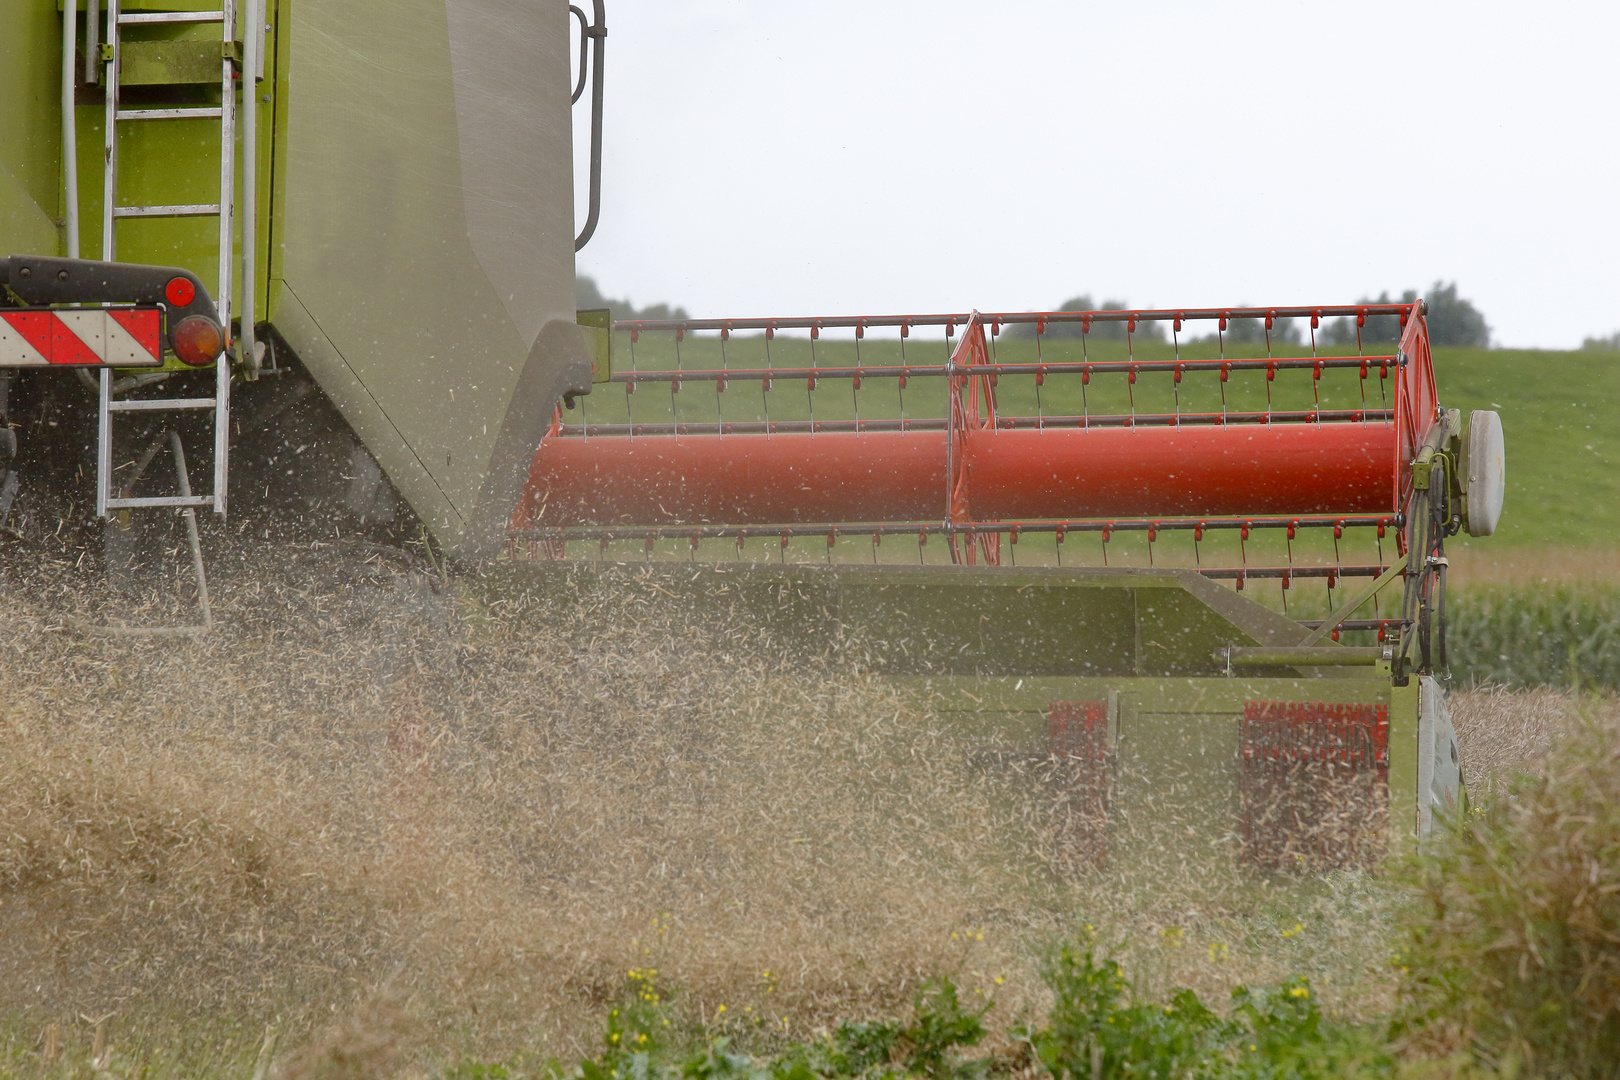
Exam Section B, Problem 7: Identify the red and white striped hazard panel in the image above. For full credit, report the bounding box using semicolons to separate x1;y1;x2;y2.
0;309;163;367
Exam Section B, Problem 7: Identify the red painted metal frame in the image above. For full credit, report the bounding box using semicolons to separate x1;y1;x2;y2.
605;356;1395;386
946;316;997;564
615;304;1418;336
1239;701;1390;872
512;516;1395;541
558;410;1397;437
523;426;1398;527
515;303;1438;572
1395;309;1439;508
1048;700;1110;870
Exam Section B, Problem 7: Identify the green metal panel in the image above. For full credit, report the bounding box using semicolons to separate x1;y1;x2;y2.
1387;677;1420;853
577;308;613;384
263;0;288;323
473;562;1369;680
271;0;587;555
119;38;233;85
76;107;224;265
0;0;65;256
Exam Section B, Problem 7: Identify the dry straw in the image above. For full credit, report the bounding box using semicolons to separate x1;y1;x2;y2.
0;528;1590;1069
1400;700;1620;1074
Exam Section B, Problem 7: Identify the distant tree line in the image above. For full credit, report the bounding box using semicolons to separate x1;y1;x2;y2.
1013;281;1491;348
576;275;690;322
1583;331;1620;352
1005;296;1165;342
577;275;1502;349
1322;282;1490;348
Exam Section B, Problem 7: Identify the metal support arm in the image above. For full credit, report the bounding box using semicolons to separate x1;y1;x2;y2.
572;0;606;251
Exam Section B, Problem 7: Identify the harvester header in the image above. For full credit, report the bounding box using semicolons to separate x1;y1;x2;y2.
517;300;1480;580
506;296;1502;868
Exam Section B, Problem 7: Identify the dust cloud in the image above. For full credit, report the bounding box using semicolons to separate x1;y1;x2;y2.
0;527;1563;1062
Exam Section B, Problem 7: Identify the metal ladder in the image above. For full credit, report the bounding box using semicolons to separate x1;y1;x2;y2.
93;0;252;519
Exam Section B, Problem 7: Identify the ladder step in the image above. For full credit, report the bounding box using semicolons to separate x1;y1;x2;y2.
117;107;224;122
106;495;215;509
118;11;225;24
113;204;222;219
108;398;219;412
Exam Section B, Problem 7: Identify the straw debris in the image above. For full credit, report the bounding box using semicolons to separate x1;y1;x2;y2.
0;525;1596;1066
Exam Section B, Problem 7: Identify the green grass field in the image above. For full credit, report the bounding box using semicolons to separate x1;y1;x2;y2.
1434;346;1620;551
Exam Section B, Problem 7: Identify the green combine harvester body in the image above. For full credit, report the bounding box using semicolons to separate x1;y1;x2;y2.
2;0;591;555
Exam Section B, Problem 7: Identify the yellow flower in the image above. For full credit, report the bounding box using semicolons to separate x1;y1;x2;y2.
1289;986;1310;999
993;976;1004;986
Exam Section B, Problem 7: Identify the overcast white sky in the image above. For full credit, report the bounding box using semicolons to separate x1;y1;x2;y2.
573;1;1620;349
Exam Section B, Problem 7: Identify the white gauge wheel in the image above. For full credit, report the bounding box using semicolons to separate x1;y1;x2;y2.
1465;410;1505;537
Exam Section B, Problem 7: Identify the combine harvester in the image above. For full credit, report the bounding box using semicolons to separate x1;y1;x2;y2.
1;1;1502;871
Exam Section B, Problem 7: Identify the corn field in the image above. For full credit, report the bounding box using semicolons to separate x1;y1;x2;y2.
1448;584;1620;690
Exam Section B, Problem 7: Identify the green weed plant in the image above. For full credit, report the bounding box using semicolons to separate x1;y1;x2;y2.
480;949;1394;1080
1022;945;1389;1080
559;974;987;1080
1397;710;1620;1077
